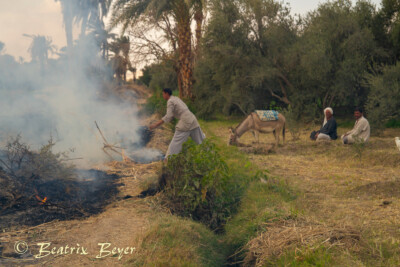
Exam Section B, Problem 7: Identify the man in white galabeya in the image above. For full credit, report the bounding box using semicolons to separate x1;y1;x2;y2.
341;107;370;144
149;88;206;158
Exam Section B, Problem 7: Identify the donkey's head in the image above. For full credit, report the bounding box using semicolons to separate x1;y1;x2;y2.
228;127;238;146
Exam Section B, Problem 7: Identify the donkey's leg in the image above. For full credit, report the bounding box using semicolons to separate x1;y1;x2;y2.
273;130;276;139
254;131;260;143
275;127;280;146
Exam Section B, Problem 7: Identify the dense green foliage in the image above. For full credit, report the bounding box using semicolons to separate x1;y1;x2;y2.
163;139;247;230
366;63;400;130
141;0;400;129
193;0;383;120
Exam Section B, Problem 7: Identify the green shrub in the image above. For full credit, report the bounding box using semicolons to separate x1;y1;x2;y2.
148;61;178;92
366;63;400;131
163;139;240;230
144;90;167;115
385;119;400;128
138;66;152;86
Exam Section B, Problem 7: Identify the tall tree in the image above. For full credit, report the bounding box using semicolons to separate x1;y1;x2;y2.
193;0;297;117
93;25;116;59
109;36;134;82
111;0;206;98
75;0;112;38
55;0;77;57
194;1;206;56
23;34;56;73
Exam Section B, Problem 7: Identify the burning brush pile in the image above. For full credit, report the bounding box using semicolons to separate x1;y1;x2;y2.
0;136;120;229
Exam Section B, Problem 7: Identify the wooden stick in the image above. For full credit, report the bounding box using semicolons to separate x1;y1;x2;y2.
60;157;84;161
0;158;13;173
94;121;109;145
95;121;130;161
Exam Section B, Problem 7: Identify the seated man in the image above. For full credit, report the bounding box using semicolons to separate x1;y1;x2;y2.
341;107;370;144
311;107;337;142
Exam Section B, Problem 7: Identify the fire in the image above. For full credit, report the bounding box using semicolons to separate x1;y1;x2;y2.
35;195;48;204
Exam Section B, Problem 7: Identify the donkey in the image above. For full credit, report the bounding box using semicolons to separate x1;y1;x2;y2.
228;112;286;146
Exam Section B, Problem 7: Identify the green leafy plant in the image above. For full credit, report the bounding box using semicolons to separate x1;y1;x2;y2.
144;90;167;115
162;139;237;230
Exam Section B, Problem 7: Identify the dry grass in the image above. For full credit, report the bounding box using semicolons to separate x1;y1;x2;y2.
222;126;400;229
244;218;361;266
126;214;227;267
206;120;400;265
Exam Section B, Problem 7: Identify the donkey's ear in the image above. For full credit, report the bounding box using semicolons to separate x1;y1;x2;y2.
228;127;234;134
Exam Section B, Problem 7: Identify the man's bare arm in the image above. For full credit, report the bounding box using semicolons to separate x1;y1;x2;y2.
149;120;164;130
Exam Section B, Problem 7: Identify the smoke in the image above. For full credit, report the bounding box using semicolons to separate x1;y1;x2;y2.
0;4;159;167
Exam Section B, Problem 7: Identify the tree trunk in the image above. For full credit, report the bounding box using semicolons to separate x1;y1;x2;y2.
80;15;88;38
176;3;193;99
62;1;74;58
194;8;203;58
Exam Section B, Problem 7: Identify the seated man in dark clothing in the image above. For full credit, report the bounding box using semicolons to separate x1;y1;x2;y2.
311;107;338;142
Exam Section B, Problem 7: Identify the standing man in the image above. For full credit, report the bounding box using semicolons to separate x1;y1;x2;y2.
149;88;206;158
341;107;370;144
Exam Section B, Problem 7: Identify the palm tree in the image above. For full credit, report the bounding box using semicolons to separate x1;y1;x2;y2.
23;34;57;73
109;36;133;82
109;39;125;83
55;0;77;57
92;24;116;59
75;0;112;38
111;0;207;99
193;0;207;56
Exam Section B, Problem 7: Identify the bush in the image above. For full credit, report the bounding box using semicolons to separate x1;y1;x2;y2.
144;89;167;115
148;61;178;92
366;63;400;131
385;119;400;128
282;105;302;141
162;139;239;230
138;66;152;86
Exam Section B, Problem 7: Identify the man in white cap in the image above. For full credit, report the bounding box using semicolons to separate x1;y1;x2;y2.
313;107;338;142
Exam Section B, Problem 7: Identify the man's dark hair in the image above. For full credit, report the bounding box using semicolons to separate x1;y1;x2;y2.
163;88;172;96
354;107;363;113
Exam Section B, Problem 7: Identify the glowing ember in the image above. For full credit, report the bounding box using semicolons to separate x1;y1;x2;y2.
35;195;47;204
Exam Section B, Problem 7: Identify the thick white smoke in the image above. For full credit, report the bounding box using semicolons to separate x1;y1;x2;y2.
0;27;157;167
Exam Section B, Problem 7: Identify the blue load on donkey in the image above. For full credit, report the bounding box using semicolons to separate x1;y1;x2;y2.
255;110;279;121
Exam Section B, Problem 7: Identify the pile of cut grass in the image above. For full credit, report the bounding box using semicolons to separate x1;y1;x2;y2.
126;215;227;267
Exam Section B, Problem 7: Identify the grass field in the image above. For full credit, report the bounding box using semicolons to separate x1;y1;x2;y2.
107;118;400;266
201;119;400;266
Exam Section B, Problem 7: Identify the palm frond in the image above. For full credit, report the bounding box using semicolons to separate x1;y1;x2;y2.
110;0;152;32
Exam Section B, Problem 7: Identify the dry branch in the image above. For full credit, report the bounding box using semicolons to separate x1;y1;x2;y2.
94;121;127;160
